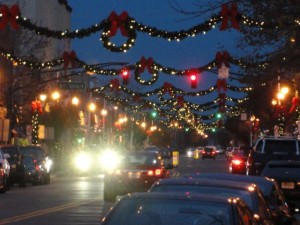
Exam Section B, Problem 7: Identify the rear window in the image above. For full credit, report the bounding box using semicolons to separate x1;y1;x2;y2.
264;140;297;155
1;147;19;158
121;154;160;166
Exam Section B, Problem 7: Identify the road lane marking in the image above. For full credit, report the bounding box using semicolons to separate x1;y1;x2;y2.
0;196;102;224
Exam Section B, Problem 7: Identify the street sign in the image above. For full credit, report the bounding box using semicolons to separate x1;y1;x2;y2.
58;82;85;91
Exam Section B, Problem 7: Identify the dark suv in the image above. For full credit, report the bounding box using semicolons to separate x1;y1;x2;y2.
19;145;51;185
246;136;300;175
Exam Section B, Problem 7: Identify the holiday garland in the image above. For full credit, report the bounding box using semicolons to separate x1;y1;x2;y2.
0;3;296;53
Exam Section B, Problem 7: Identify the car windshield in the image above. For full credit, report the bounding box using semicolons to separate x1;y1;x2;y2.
151;185;254;211
104;197;230;225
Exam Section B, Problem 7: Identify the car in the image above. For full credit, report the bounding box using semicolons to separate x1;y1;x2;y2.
19;145;51;185
149;177;283;225
0;145;26;187
103;151;173;202
229;149;248;174
22;155;46;185
0;148;10;191
225;146;240;160
100;192;262;225
201;146;217;160
246;136;300;175
182;172;294;224
261;160;300;214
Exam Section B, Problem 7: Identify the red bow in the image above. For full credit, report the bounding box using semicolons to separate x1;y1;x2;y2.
220;3;240;30
139;57;154;74
110;79;120;91
177;96;184;108
216;79;227;92
63;51;77;68
31;101;43;114
0;4;20;30
133;95;141;102
163;82;173;95
108;11;129;37
289;96;300;113
216;51;230;69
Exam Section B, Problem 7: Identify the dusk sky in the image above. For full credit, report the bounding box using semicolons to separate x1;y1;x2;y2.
68;1;244;100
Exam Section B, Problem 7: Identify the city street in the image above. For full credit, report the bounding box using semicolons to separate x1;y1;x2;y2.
0;154;229;225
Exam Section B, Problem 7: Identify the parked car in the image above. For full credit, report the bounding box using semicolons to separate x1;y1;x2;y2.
103;151;173;202
246;136;300;175
0;147;10;191
201;146;217;160
261;160;300;214
19;145;51;185
100;192;262;225
182;172;294;225
0;145;25;187
229;149;248;174
149;177;275;224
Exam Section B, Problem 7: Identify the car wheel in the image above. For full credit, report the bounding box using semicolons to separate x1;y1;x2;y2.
0;176;6;193
104;182;117;202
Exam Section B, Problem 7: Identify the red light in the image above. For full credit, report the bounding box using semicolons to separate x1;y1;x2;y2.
35;165;41;171
121;69;130;85
232;159;242;165
155;169;162;176
147;170;154;176
190;74;197;81
189;73;198;89
147;169;162;176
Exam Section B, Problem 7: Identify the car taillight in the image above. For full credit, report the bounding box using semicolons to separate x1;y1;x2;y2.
212;151;216;154
148;169;162;176
202;151;206;154
35;165;41;171
232;159;242;165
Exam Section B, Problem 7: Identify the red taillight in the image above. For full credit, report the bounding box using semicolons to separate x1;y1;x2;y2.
202;150;206;154
148;169;162;176
212;151;216;154
232;159;242;165
35;165;40;171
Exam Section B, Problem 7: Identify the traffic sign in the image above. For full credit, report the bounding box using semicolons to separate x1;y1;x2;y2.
58;82;85;90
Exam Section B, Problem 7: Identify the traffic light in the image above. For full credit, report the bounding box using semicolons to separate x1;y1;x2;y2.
151;111;157;118
121;69;129;85
216;112;222;119
189;72;198;89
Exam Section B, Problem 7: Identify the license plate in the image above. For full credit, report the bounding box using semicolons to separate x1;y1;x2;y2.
128;172;140;179
281;182;295;189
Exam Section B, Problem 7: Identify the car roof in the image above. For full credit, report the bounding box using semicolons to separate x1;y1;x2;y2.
125;191;241;204
152;177;257;191
182;173;274;195
265;160;300;165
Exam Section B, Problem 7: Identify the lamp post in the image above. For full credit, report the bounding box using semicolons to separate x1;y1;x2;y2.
272;81;289;136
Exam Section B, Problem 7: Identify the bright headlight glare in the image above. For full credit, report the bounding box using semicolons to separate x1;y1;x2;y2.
74;152;92;171
100;151;120;170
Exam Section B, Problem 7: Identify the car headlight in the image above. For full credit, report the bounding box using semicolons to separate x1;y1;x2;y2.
74;152;92;171
45;157;53;173
99;150;120;170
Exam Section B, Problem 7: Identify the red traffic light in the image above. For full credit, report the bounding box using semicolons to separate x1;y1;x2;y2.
121;69;129;85
190;73;197;89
